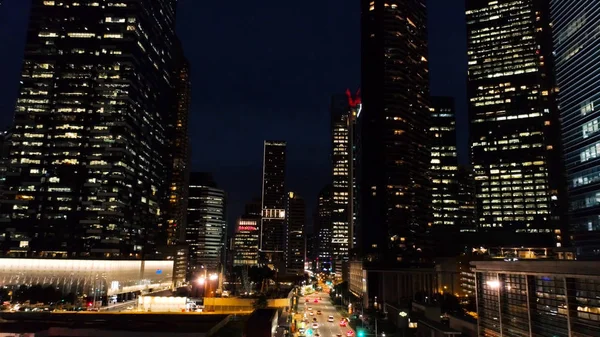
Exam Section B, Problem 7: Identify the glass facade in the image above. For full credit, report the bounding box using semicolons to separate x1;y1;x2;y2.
551;0;600;258
475;261;600;337
0;258;173;297
285;192;305;274
233;218;259;266
260;141;287;262
0;0;178;257
186;173;226;277
359;0;431;262
315;185;333;265
466;0;565;246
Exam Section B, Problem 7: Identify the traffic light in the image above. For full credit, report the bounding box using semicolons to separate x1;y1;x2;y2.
306;328;313;336
357;329;366;337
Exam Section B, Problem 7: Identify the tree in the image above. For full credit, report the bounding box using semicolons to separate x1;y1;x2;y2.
252;293;269;309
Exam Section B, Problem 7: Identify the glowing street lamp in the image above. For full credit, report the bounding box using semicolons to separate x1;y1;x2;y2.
209;273;218;281
198;277;206;285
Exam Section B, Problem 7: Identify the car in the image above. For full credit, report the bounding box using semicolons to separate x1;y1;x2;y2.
314;299;319;303
312;323;319;329
309;311;314;316
299;328;305;334
308;307;313;311
305;298;309;303
346;331;354;336
339;320;347;327
328;315;334;322
336;334;342;337
317;310;322;315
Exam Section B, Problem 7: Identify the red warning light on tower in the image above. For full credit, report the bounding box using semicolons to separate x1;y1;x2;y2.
345;88;361;108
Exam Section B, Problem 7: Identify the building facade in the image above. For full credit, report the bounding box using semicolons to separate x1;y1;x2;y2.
466;0;566;247
233;217;259;267
164;41;191;246
186;173;226;278
430;97;459;227
0;0;178;257
551;0;600;258
260;141;287;266
474;261;600;337
315;184;333;271
285;192;305;275
359;0;431;262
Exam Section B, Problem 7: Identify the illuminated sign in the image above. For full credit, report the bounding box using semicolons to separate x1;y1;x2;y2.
263;209;285;219
238;226;257;232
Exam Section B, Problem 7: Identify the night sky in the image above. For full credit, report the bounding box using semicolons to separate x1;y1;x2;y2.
0;0;467;232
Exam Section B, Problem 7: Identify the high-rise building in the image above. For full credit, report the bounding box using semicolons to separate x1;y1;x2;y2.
457;167;477;233
551;1;600;258
466;0;565;247
430;97;459;227
330;91;359;270
0;0;177;257
260;141;287;266
315;184;333;271
233;217;259;267
285;192;305;275
164;41;191;246
186;173;226;278
359;0;431;262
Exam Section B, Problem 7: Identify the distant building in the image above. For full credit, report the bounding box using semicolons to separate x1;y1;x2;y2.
164;40;191;247
457;167;477;233
467;0;566;247
260;141;287;267
330;92;359;274
474;260;600;337
315;184;333;271
233;217;259;267
186;173;226;278
551;0;600;258
285;192;305;275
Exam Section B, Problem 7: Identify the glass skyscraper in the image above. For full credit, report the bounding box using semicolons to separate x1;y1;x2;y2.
466;0;566;247
359;0;431;262
0;0;178;257
551;0;600;258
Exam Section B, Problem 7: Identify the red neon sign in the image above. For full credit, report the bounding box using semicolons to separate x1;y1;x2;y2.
238;226;257;232
345;88;361;108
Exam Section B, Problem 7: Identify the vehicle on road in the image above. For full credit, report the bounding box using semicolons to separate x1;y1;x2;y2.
346;331;354;336
336;334;342;337
317;310;321;315
339;320;347;327
312;323;319;329
308;307;313;311
309;311;314;316
314;299;319;303
328;315;334;322
313;317;317;322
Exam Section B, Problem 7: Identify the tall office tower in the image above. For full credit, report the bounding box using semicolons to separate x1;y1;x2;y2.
260;141;287;266
0;0;177;257
233;217;259;267
315;184;333;271
551;1;600;258
186;173;226;278
330;92;359;270
467;0;566;247
359;0;431;262
429;97;460;256
285;192;305;274
457;167;477;233
430;97;459;227
164;41;191;246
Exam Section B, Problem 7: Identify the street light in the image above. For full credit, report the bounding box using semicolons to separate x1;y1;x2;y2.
209;273;218;281
198;277;206;285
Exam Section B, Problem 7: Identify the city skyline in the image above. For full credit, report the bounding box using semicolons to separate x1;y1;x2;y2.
0;0;468;232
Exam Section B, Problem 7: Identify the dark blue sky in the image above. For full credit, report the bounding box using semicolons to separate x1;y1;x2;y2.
0;0;467;230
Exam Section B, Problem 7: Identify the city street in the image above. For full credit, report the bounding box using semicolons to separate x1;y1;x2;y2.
300;291;354;337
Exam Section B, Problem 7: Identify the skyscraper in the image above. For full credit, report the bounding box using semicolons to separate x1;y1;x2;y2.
186;173;226;277
330;91;359;270
430;97;459;228
285;191;305;275
467;0;566;247
551;0;600;258
0;0;177;257
315;184;333;271
359;0;431;262
164;40;191;246
233;217;259;267
260;141;287;266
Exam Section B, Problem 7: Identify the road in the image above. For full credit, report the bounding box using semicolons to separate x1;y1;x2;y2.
300;291;354;337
